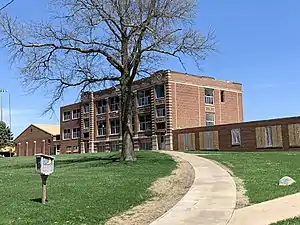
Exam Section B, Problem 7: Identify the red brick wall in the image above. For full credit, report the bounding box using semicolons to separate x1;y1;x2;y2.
173;116;300;152
15;125;53;156
169;72;243;129
60;103;81;153
174;83;200;129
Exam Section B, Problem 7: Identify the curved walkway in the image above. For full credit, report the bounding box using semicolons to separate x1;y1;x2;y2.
150;151;236;225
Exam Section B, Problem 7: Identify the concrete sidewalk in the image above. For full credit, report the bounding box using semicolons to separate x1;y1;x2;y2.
228;193;300;225
150;151;236;225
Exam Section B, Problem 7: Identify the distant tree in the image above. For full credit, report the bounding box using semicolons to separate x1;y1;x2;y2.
0;0;216;161
0;121;14;149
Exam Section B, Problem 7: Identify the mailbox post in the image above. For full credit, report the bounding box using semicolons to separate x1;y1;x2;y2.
35;154;55;204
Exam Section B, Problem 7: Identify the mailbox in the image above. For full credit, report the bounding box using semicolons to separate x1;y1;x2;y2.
35;154;55;175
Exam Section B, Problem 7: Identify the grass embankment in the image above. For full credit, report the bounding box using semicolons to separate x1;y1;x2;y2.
0;151;176;225
271;217;300;225
186;151;300;204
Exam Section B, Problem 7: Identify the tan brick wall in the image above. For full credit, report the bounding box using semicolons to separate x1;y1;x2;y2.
169;71;243;129
174;83;200;129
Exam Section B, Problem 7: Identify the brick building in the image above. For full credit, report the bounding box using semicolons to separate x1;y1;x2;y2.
173;116;300;152
15;124;60;156
59;70;243;153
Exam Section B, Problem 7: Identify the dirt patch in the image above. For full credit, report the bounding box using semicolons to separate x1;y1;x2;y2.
211;160;249;209
105;155;195;225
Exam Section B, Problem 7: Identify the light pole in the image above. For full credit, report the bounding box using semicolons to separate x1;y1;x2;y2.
0;89;11;128
0;88;5;122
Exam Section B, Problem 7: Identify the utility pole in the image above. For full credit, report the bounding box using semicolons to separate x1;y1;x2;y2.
8;93;11;129
0;89;4;122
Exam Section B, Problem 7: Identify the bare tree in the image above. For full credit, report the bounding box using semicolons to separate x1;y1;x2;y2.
0;0;14;11
0;0;216;161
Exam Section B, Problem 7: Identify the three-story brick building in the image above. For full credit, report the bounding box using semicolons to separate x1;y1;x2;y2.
59;70;243;153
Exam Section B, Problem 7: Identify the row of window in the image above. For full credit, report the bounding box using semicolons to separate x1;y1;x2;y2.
63;109;80;121
63;86;165;121
66;146;79;153
95;142;119;152
97;119;120;136
179;125;293;150
63;128;80;140
205;88;225;105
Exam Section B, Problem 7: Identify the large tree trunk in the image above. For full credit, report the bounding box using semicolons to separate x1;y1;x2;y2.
120;83;136;161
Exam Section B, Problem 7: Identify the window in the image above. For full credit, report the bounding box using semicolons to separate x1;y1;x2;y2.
265;126;273;147
110;141;119;152
156;105;165;117
205;88;214;104
66;146;72;153
206;113;215;126
53;135;60;141
83;104;90;113
97;99;106;114
138;90;151;106
139;139;152;150
83;132;89;138
156;122;166;130
95;143;106;152
203;131;213;149
110;119;120;134
220;90;225;103
231;128;241;146
73;146;79;153
83;119;89;129
63;129;71;140
72;109;80;119
155;85;165;98
97;121;106;136
72;128;80;139
110;96;119;112
139;114;151;131
63;111;71;121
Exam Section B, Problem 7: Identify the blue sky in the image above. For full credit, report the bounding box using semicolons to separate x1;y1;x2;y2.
1;0;300;136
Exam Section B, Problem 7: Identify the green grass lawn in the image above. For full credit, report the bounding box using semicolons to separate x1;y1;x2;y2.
271;217;300;225
0;151;176;225
187;151;300;204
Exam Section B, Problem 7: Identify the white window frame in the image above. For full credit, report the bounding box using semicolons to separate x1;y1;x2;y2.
139;114;152;131
73;146;79;152
72;127;80;139
66;146;72;153
138;90;151;106
110;141;119;152
72;109;80;119
63;111;71;121
231;128;241;146
265;126;273;147
97;99;106;114
205;88;214;105
110;119;120;134
83;104;90;114
205;113;215;126
97;121;106;136
83;119;89;129
110;96;119;112
156;106;165;117
155;85;165;99
96;143;106;152
63;129;71;140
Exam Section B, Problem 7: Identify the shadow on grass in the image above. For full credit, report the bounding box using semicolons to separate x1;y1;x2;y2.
30;198;48;203
1;154;121;170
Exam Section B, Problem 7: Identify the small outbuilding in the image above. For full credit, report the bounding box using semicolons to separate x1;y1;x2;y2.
14;124;61;156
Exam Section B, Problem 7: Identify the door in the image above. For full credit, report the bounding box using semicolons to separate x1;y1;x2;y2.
158;135;166;150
